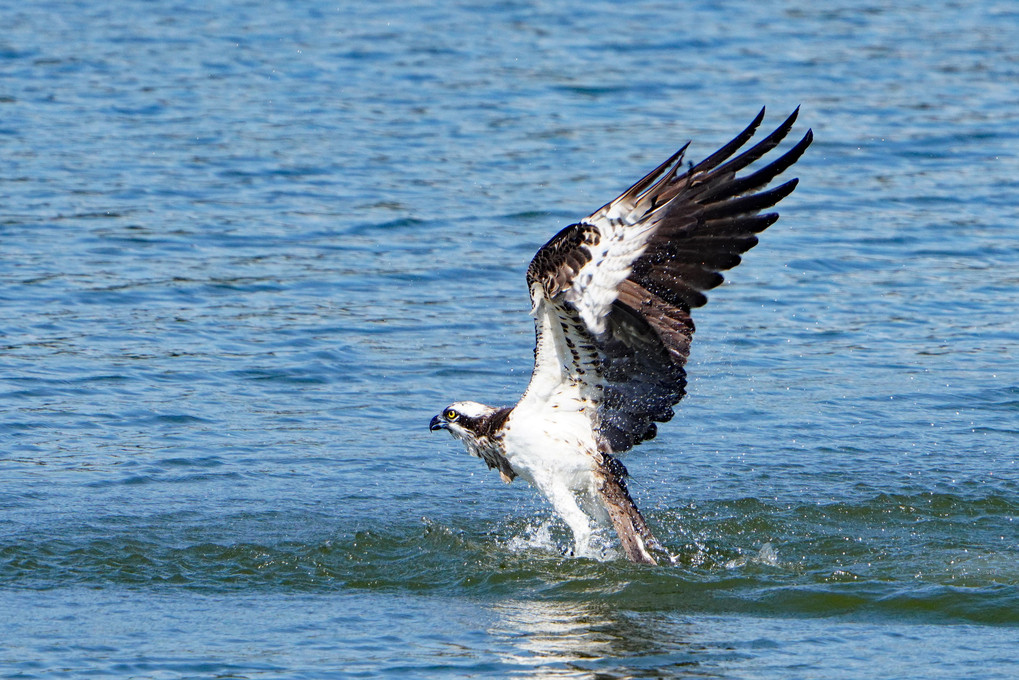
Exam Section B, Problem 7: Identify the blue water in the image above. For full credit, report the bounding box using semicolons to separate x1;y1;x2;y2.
2;0;1018;677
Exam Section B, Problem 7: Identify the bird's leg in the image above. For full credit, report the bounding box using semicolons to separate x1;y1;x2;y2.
539;482;595;558
596;456;660;565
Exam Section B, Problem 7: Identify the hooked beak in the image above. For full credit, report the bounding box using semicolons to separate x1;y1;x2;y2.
429;415;448;432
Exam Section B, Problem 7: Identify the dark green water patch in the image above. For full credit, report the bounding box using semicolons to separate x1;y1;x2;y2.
3;492;1015;626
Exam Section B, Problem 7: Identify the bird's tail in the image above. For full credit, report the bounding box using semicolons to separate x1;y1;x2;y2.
597;456;662;565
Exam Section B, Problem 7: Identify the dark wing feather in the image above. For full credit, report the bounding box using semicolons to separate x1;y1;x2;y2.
521;109;812;453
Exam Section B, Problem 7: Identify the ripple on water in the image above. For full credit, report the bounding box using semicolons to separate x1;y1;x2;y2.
2;0;1019;676
2;491;1015;625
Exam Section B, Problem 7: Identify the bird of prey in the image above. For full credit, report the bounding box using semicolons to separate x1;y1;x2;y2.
430;109;812;565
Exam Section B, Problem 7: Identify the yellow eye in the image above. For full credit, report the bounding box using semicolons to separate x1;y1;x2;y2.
445;409;459;421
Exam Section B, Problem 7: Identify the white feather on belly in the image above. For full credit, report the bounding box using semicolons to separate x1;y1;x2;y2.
503;397;596;483
501;401;617;558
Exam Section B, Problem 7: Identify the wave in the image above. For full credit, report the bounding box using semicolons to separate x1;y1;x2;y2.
2;492;1016;625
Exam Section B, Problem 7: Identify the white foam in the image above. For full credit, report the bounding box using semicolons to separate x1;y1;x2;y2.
724;542;783;569
504;520;559;554
504;518;619;562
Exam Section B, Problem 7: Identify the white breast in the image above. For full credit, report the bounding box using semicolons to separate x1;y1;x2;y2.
501;399;600;492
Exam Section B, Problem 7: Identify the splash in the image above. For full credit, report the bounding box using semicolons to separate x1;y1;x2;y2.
724;542;783;570
504;520;559;554
503;518;621;562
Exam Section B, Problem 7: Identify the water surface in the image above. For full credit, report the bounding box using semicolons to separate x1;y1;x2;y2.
2;0;1018;677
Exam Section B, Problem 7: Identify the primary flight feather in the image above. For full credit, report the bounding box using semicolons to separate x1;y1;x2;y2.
430;108;813;564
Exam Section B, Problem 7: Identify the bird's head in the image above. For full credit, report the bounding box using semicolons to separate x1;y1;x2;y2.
429;401;499;446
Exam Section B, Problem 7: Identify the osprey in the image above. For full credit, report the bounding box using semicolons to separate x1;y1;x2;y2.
431;109;812;565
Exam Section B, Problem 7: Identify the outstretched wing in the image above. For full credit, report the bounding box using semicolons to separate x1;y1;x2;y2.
520;108;813;454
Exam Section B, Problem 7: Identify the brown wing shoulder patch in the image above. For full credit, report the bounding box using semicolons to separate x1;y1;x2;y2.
526;222;601;300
